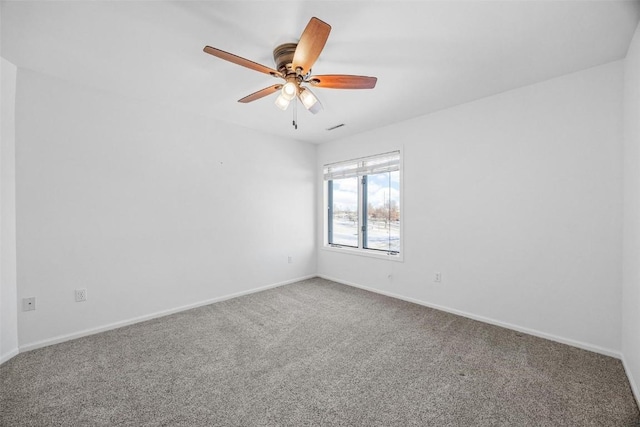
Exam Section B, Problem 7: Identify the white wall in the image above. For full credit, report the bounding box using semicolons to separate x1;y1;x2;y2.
318;61;624;356
623;22;640;405
1;57;19;363
15;69;317;349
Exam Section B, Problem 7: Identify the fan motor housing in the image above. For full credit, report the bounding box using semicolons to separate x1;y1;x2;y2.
273;43;298;75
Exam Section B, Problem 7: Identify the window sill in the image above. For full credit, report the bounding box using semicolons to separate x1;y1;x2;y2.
321;245;404;262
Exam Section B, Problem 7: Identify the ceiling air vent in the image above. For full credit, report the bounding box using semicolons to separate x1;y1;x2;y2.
327;124;345;131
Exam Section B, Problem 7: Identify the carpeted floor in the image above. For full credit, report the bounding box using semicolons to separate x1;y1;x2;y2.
1;277;639;426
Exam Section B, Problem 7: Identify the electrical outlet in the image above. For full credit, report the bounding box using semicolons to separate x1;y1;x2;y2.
434;272;442;283
288;256;293;264
22;297;36;311
75;288;87;302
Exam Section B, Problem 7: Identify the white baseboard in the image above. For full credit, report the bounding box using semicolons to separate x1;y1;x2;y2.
621;355;640;409
19;274;317;353
318;274;621;359
0;348;19;365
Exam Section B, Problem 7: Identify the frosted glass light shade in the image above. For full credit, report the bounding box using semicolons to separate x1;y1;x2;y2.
299;88;322;114
275;93;290;110
281;82;298;101
299;88;317;108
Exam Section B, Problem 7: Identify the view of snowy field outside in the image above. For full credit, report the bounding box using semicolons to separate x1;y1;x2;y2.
330;172;400;252
331;218;400;251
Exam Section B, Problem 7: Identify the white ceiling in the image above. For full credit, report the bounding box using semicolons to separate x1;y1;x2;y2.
2;1;639;144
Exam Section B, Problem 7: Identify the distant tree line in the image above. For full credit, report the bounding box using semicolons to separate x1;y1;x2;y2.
368;200;399;224
334;199;400;225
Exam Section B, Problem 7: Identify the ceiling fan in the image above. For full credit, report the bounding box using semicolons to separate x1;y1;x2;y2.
203;17;377;120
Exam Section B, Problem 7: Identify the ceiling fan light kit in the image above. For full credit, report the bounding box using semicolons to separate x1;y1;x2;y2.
203;17;377;128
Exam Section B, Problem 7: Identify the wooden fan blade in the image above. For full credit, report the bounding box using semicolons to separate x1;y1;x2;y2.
238;84;283;103
204;46;281;77
308;75;377;89
292;17;331;74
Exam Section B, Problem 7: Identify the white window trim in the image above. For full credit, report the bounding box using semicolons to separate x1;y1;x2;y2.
322;151;404;262
321;244;404;262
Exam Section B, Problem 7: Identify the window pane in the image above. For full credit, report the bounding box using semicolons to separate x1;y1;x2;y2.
364;171;400;252
329;177;359;247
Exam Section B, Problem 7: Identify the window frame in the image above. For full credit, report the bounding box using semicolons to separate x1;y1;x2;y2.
322;151;403;262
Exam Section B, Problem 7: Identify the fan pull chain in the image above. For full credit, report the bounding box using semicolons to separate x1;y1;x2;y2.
292;97;298;130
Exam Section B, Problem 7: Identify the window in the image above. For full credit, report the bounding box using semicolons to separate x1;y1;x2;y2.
324;151;401;258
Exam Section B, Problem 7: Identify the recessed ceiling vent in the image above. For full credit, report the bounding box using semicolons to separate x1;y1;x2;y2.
327;123;345;131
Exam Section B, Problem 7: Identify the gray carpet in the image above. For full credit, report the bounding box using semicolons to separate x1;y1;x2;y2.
1;277;639;426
